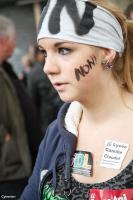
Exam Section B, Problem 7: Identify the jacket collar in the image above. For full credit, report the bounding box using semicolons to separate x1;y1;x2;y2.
56;101;83;155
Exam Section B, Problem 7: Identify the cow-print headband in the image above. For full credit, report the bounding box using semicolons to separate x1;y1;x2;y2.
37;0;124;55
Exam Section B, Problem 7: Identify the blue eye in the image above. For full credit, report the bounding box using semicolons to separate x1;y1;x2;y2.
58;48;70;55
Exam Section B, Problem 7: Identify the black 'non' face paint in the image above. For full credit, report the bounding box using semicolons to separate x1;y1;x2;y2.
75;55;97;81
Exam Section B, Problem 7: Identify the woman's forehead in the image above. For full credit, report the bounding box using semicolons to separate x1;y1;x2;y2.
38;38;73;47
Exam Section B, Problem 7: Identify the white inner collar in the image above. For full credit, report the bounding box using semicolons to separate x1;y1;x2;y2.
64;101;83;136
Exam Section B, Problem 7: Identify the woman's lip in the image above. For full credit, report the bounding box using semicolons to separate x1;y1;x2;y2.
52;82;68;86
52;82;68;90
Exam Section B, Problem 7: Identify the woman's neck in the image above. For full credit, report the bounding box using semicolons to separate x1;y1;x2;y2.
80;80;130;125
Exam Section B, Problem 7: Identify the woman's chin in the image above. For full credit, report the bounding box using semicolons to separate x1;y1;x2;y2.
58;93;76;103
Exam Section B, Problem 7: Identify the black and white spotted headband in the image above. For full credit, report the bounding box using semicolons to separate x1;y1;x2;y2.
37;0;124;55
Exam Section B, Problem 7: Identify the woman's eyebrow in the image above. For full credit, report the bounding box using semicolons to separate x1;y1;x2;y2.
54;42;72;47
37;41;73;50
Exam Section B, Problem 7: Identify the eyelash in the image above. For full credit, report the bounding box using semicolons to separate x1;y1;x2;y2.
39;49;47;58
58;48;71;55
39;48;71;58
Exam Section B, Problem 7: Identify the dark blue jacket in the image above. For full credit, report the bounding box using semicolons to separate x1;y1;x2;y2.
21;102;133;199
21;103;77;200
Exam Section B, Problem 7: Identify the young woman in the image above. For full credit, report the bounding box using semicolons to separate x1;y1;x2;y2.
21;0;133;199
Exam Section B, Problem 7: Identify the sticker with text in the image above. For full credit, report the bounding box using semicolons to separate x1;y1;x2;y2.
72;151;93;177
89;188;133;200
100;140;129;169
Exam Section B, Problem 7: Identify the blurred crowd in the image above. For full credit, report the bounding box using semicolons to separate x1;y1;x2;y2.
0;1;132;199
20;44;62;133
0;15;62;199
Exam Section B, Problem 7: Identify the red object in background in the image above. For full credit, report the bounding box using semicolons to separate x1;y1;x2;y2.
89;188;133;200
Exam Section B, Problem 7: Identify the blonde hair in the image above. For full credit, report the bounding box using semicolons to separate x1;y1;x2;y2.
89;0;133;93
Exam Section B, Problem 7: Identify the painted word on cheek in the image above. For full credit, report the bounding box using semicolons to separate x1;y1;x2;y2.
74;55;97;81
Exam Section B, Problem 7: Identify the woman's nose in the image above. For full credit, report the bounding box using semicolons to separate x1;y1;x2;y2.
43;57;60;75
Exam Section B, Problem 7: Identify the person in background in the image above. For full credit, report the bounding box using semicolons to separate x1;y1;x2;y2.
19;53;34;86
0;15;41;198
125;2;133;20
21;0;133;199
28;45;62;133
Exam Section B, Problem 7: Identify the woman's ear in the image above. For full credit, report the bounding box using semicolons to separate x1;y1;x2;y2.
101;48;117;69
102;48;116;63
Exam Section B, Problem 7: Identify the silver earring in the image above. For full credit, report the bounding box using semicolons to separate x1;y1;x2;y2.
101;59;113;70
